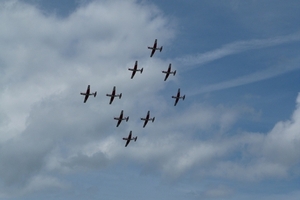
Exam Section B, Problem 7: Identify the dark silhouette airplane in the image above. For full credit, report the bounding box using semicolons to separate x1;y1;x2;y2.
123;131;137;147
106;86;122;104
172;88;185;106
148;39;163;57
114;110;129;127
128;61;143;79
162;63;176;81
141;111;155;128
80;85;97;103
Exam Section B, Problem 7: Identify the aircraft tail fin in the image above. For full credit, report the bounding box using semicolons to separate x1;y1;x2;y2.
183;95;186;100
126;117;129;122
174;70;177;76
134;137;137;142
152;117;155;122
119;93;122;99
140;68;143;74
160;46;163;52
94;92;97;97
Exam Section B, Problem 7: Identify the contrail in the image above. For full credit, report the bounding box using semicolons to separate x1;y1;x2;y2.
187;59;300;96
173;32;300;95
176;32;300;69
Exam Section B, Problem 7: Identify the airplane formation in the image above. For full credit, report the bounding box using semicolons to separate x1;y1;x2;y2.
80;39;185;147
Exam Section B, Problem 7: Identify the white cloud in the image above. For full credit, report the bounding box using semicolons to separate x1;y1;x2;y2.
203;185;234;199
261;94;300;165
71;93;300;182
202;94;300;181
0;0;175;194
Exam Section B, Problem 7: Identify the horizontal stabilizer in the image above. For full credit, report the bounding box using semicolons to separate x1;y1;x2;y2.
119;93;122;99
94;92;97;97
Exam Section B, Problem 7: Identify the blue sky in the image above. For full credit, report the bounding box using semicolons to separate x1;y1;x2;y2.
0;0;300;199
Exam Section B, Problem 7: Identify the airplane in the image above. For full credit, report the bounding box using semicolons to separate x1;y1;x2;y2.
128;61;143;79
172;88;185;106
106;86;122;104
114;110;129;127
123;131;137;147
148;39;163;57
141;110;155;128
162;63;176;81
80;85;97;103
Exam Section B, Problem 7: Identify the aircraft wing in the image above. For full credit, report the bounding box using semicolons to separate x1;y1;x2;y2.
125;139;130;147
150;49;155;57
131;70;136;79
174;98;179;106
109;96;114;104
83;94;89;103
143;120;148;128
164;73;170;81
116;119;122;127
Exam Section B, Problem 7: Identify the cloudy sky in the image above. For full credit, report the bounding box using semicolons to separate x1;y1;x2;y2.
0;0;300;199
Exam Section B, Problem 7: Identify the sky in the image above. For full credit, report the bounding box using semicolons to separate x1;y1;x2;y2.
0;0;300;199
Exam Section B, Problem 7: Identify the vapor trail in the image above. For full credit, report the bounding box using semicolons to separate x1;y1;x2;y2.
176;32;300;69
